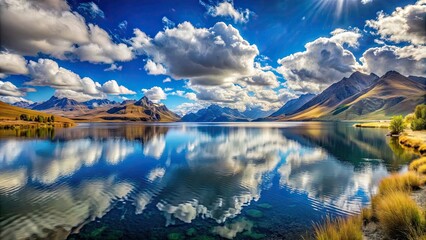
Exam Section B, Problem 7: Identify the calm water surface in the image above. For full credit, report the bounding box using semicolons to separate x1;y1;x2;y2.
0;122;416;239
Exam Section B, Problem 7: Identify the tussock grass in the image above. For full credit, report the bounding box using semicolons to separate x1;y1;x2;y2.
399;135;424;149
409;157;426;171
420;144;426;155
378;172;421;195
418;165;426;175
361;207;373;222
314;216;362;240
375;191;425;239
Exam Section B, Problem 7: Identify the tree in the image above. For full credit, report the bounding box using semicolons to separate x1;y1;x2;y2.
51;115;55;122
20;114;28;121
411;104;426;131
389;115;406;135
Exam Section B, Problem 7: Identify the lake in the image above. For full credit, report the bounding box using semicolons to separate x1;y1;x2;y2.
0;122;416;239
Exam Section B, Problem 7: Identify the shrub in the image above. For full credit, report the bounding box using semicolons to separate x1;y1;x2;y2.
378;172;421;195
409;157;426;171
411;118;426;131
314;216;362;240
389;115;406;134
375;191;425;239
411;104;426;131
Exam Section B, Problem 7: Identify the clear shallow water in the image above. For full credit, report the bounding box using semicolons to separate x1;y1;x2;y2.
0;122;416;239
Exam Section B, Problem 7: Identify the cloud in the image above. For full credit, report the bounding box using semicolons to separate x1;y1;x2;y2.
118;20;128;30
26;58;135;101
185;92;197;101
77;2;105;19
142;86;167;103
53;89;103;102
330;28;362;48
102;80;136;95
104;64;123;72
0;0;133;64
0;81;25;97
144;59;166;75
131;21;259;86
162;16;175;29
163;77;172;83
0;96;32;104
361;0;372;4
366;0;426;45
360;45;426;77
0;52;29;77
242;70;279;87
277;29;361;93
200;0;252;23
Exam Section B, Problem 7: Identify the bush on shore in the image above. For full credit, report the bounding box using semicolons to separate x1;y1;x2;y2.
375;191;425;239
389;115;406;135
378;172;421;195
314;216;362;240
411;104;426;131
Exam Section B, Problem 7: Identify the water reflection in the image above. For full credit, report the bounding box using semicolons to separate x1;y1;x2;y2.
0;122;416;239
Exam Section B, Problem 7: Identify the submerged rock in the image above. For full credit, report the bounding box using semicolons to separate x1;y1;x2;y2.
246;209;263;218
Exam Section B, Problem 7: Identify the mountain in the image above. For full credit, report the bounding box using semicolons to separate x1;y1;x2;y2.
241;108;275;120
31;96;88;111
181;105;249;122
100;96;180;122
285;71;379;120
83;99;117;109
329;71;426;120
409;76;426;86
270;94;316;118
12;101;32;108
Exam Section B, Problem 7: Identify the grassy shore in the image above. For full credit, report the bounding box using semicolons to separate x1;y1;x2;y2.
313;148;426;239
399;130;426;156
0;101;75;129
353;121;390;128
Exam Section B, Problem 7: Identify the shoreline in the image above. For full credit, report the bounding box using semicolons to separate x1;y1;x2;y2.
314;127;426;239
0;120;76;129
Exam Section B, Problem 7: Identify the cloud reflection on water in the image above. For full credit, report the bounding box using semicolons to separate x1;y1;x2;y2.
0;123;408;239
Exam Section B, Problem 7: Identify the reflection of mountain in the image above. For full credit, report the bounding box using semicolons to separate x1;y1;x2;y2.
281;123;415;170
53;123;169;143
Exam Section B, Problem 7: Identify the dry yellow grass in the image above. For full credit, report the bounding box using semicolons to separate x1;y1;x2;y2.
409;157;426;171
378;172;421;195
314;216;362;240
361;207;373;221
418;165;426;175
399;135;424;149
0;101;75;127
375;191;425;239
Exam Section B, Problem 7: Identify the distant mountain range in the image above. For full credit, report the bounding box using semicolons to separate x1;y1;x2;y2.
12;70;426;122
16;96;179;122
181;105;249;122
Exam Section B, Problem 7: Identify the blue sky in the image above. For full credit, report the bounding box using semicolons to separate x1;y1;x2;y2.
0;0;424;114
